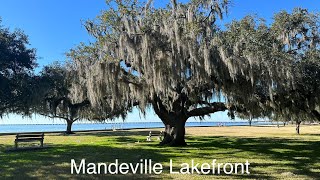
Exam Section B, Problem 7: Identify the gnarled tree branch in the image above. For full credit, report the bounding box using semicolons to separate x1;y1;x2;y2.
187;102;228;117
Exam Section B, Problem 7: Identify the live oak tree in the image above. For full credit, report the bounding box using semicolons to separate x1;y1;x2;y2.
224;9;320;134
68;1;316;145
33;62;130;134
31;63;90;134
0;18;37;116
268;9;320;134
234;9;320;134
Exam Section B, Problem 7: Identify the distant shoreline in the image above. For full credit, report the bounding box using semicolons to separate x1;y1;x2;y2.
0;121;281;136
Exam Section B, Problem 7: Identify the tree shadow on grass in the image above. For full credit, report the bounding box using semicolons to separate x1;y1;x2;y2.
0;143;167;179
188;136;320;179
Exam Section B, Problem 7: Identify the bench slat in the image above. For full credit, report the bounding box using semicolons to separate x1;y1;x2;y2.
16;133;44;138
15;138;43;141
16;137;44;140
16;133;44;139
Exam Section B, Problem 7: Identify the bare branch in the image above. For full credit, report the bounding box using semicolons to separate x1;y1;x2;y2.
39;113;68;120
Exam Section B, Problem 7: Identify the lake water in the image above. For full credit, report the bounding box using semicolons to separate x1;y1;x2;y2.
0;121;273;134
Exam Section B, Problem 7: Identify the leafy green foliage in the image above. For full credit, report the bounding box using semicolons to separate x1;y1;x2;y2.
0;18;37;116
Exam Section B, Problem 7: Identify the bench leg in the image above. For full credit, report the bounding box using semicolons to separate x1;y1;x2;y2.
40;140;43;147
15;142;18;149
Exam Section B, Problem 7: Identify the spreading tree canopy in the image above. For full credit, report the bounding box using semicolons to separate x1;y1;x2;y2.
68;0;318;145
267;9;320;133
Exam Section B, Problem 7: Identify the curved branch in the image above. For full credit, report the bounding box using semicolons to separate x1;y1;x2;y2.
187;102;227;117
39;113;68;120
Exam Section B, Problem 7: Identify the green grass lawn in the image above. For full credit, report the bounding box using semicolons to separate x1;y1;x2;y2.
0;125;319;179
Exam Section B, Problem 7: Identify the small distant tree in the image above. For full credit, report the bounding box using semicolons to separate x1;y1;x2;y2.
31;63;89;134
237;109;271;127
33;63;129;134
0;18;37;116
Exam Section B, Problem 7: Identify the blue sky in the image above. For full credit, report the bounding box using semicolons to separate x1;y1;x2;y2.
0;0;319;124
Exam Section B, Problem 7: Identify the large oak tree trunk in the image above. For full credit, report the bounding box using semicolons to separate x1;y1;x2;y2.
152;97;188;146
159;115;187;146
66;120;74;134
170;118;187;146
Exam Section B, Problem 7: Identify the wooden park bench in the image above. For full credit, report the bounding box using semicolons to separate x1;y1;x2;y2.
15;133;44;149
146;131;163;141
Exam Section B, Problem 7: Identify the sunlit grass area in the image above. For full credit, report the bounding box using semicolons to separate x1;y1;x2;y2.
0;125;319;179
